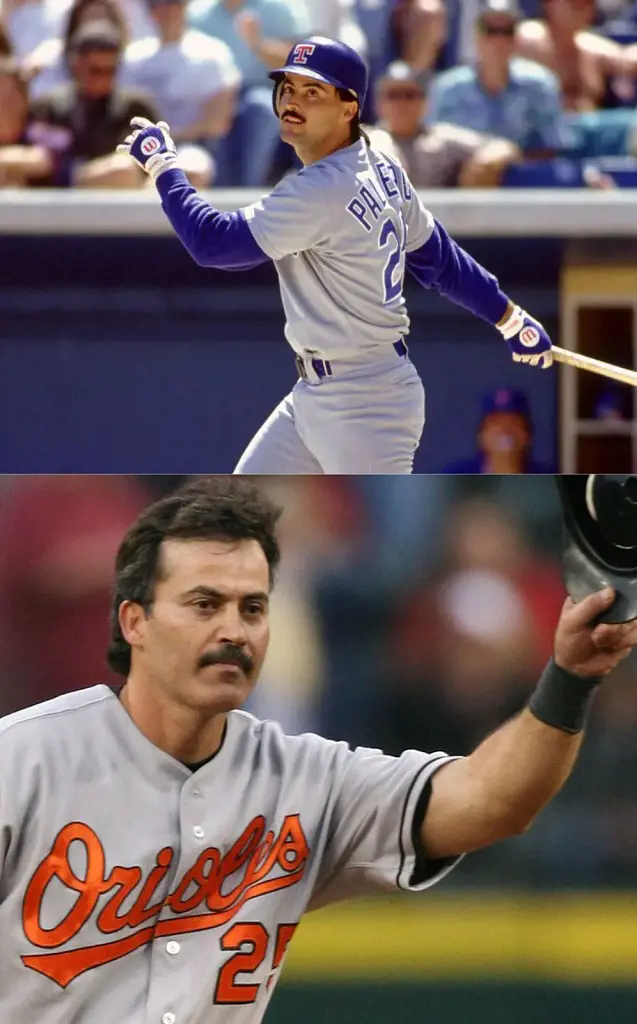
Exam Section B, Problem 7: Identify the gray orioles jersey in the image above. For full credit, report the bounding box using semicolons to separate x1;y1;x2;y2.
0;686;460;1024
243;140;435;361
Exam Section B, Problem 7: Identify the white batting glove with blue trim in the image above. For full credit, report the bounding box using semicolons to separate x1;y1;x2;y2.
117;117;179;182
498;304;553;369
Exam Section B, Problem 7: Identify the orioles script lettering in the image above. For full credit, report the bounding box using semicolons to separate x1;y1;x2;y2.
21;815;309;988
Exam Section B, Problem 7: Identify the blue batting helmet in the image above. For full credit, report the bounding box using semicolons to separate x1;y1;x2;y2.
269;36;368;116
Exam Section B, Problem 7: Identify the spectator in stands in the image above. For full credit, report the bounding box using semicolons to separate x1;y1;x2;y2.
305;0;367;56
120;0;239;179
429;0;568;156
26;0;132;98
25;19;160;186
440;388;555;473
367;60;522;186
391;0;447;76
187;0;310;186
516;0;636;110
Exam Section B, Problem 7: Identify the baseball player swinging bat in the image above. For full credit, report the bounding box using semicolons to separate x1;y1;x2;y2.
117;36;557;475
1;475;637;1023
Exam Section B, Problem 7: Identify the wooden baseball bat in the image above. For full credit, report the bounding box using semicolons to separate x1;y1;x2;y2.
551;346;637;388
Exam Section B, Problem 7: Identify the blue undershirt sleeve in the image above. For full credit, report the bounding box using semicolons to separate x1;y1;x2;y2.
406;218;509;325
155;168;271;271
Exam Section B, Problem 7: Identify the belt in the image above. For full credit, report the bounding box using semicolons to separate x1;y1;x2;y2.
295;339;408;381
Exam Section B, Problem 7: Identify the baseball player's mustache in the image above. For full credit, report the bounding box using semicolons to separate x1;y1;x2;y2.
282;110;305;123
197;645;254;675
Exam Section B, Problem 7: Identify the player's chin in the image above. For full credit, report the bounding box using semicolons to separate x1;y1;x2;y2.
191;664;254;710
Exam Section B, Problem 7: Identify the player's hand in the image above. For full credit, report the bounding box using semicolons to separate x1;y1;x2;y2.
553;589;637;677
497;303;553;369
116;117;179;182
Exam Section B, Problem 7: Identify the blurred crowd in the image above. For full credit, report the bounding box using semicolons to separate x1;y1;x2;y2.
1;472;637;889
2;0;637;189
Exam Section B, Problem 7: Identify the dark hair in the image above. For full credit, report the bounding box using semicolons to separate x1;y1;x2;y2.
106;477;283;677
63;0;127;61
336;87;369;145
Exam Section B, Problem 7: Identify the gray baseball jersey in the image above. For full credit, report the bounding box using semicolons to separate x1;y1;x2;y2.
0;686;460;1023
243;139;434;361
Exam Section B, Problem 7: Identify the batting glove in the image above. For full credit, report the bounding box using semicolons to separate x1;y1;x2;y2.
497;304;553;369
117;117;179;182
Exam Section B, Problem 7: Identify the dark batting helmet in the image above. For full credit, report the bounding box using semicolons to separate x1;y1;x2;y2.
269;36;368;117
557;475;637;624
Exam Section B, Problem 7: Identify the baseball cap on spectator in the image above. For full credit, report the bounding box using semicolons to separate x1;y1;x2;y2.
480;387;531;419
476;0;522;30
376;60;429;97
68;19;123;53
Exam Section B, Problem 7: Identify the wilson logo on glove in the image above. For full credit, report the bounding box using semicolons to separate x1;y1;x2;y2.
519;326;540;348
140;136;161;156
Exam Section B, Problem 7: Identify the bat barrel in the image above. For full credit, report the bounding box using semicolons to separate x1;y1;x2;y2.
551;346;637;388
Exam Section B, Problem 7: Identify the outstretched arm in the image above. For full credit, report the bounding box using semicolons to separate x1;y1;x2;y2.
421;587;637;859
406;217;510;323
406;218;552;368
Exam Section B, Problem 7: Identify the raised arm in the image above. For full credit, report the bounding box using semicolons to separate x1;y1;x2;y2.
421;587;637;859
117;118;270;270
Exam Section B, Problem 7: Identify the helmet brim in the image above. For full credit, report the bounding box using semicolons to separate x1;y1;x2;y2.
557;475;637;624
269;65;358;101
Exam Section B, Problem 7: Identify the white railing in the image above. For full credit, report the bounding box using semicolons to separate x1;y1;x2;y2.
1;188;637;237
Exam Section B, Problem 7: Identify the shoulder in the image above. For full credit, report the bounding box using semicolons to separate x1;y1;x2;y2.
124;36;160;63
366;128;403;163
181;28;235;63
228;710;351;769
0;686;114;753
431;65;477;94
509;56;560;90
430;122;485;147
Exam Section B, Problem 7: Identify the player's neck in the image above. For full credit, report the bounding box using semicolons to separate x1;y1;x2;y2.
295;132;353;166
119;677;227;765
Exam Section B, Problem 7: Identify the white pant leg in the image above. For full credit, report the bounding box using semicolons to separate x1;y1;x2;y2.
293;360;425;475
234;392;324;474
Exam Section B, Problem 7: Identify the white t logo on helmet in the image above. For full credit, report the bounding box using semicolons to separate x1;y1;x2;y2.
293;43;316;64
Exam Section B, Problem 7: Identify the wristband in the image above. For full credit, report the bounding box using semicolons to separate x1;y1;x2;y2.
528;658;602;734
496;304;525;339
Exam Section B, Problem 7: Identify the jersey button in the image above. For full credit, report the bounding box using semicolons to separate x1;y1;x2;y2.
193;825;204;839
192;789;201;798
162;1014;176;1024
166;941;180;955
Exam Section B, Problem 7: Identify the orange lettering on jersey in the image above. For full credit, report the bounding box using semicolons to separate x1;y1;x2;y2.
21;815;309;988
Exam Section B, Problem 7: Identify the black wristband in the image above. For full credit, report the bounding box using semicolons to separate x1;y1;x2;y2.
527;659;602;734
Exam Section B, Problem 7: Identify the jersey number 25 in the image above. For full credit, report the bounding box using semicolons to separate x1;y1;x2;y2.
379;210;407;305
